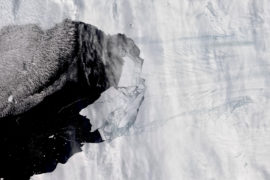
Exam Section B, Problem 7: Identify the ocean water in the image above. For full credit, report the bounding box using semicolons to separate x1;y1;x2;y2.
1;0;270;179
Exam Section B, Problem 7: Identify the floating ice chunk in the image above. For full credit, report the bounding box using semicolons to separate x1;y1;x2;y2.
98;81;145;140
79;33;145;141
117;55;143;87
80;79;145;140
8;95;13;103
80;87;129;132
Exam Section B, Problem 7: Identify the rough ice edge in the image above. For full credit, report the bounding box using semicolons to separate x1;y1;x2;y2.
80;42;145;141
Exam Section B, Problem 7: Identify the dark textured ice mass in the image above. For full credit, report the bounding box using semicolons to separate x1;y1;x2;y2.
0;19;142;180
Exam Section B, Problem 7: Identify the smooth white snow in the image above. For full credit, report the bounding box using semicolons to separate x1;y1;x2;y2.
1;0;270;180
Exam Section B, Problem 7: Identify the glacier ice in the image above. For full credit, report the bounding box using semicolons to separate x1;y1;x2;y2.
1;0;270;180
80;80;145;141
80;43;145;141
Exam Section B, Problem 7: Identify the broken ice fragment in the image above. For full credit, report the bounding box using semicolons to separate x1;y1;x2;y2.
80;79;145;141
80;33;145;141
117;56;143;87
8;95;13;103
99;86;145;140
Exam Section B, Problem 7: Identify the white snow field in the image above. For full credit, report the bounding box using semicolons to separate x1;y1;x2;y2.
1;0;270;179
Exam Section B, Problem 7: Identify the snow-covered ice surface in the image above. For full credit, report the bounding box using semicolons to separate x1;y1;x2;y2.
1;0;270;179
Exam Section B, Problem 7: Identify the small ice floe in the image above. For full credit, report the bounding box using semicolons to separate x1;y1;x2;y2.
8;95;13;103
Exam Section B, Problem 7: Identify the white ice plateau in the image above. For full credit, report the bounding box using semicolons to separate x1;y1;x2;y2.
1;0;270;180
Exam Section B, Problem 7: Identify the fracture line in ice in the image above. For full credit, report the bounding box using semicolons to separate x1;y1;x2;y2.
80;45;145;141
